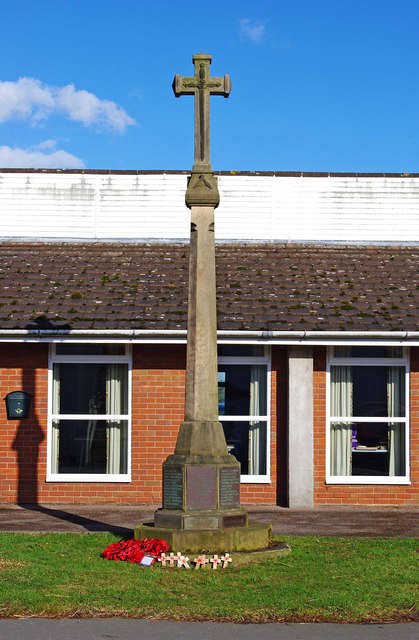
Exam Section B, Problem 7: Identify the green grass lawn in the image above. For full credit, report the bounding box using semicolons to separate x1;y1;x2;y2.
0;533;417;622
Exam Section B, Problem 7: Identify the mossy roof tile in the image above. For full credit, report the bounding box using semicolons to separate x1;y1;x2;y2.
0;241;418;332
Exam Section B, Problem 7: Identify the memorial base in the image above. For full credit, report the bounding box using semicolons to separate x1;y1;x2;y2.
153;506;248;530
139;430;272;552
134;520;270;553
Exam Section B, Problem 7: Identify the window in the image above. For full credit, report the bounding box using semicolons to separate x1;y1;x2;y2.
218;345;270;482
327;346;409;484
48;344;131;481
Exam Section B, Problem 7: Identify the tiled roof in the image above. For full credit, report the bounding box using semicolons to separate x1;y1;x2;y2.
0;242;418;332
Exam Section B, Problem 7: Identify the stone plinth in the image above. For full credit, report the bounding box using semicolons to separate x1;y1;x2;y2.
137;448;270;553
134;521;270;554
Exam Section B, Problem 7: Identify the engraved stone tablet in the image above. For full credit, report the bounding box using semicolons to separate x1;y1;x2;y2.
154;512;183;529
162;465;184;510
184;515;219;530
223;514;247;528
219;466;240;509
186;466;217;510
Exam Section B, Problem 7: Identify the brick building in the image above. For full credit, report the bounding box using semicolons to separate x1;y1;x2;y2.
0;169;418;506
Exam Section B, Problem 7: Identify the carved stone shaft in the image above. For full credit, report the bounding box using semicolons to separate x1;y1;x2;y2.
174;205;227;457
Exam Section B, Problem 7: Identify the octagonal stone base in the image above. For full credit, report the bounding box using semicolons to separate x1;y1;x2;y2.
153;507;248;530
134;520;270;554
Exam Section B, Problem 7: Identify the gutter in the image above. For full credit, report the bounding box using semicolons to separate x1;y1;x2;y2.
0;328;418;345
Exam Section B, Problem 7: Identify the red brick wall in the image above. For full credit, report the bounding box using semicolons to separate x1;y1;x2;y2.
2;342;415;506
314;346;419;505
0;344;48;503
0;343;278;505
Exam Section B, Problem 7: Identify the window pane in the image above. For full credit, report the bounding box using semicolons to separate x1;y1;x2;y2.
330;366;405;418
53;363;128;414
353;366;388;417
330;422;405;477
218;372;226;414
55;344;125;356
218;365;267;416
52;419;128;474
333;346;403;358
220;420;267;475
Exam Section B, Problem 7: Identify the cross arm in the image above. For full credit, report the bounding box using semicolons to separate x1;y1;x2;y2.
211;75;232;97
172;74;231;98
173;75;193;97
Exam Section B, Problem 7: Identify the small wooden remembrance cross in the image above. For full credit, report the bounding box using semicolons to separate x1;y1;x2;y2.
173;53;231;172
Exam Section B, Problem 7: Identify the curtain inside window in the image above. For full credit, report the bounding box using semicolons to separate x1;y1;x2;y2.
387;367;404;476
51;365;60;474
248;365;266;475
331;366;353;475
85;391;100;466
106;364;127;474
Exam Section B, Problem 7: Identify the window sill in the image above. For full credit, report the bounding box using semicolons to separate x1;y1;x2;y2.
241;475;271;484
46;474;131;483
326;476;410;485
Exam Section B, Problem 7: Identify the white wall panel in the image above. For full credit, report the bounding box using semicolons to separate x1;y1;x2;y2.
217;175;274;240
1;171;418;243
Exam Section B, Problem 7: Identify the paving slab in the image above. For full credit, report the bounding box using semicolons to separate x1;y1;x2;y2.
0;503;417;537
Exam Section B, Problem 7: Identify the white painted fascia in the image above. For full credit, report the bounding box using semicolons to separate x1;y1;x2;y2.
2;328;419;345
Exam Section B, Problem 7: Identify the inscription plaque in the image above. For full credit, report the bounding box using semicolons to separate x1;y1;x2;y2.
184;515;219;530
163;465;184;510
154;512;183;529
219;466;240;509
223;514;247;529
186;466;217;510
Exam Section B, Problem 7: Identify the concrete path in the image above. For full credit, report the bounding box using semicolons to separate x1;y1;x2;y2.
0;503;418;536
0;620;417;640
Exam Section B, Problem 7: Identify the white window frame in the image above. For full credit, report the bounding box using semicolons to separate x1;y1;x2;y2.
326;346;410;485
47;343;132;483
218;346;271;484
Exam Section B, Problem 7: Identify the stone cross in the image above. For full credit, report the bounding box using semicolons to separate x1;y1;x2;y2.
136;53;269;552
150;53;252;545
173;53;231;172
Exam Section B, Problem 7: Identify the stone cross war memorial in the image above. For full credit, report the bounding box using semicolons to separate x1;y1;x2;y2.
135;54;270;552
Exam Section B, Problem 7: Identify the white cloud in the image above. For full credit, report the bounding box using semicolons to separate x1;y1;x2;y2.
55;84;135;131
0;142;85;168
239;18;266;44
0;77;136;132
34;139;59;150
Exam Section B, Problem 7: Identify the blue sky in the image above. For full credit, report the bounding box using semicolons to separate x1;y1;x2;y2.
0;0;418;172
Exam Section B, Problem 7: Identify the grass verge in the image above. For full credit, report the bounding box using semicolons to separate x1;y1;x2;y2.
0;533;417;622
